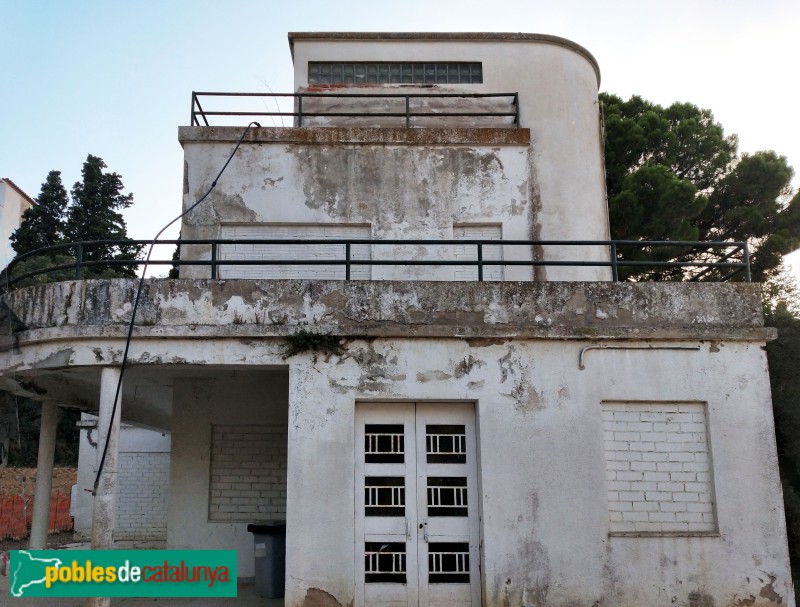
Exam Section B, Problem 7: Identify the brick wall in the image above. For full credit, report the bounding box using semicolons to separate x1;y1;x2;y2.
602;402;716;534
208;424;287;522
454;224;502;281
115;453;170;540
219;224;371;280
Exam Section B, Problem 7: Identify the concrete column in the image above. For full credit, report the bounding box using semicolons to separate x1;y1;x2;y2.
90;367;122;549
28;400;60;549
88;368;122;607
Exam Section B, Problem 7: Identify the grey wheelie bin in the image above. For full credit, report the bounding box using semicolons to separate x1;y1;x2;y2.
247;522;286;598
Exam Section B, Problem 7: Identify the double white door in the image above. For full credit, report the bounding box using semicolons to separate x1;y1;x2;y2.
355;402;481;607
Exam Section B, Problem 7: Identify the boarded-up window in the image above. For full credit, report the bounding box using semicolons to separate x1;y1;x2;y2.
602;402;716;535
218;224;371;280
208;424;287;522
454;224;503;281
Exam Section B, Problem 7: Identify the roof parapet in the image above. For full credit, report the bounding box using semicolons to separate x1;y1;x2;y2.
287;32;601;86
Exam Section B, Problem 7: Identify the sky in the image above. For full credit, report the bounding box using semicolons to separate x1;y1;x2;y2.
2;0;799;277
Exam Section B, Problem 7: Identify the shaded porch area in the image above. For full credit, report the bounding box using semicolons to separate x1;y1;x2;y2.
2;364;290;583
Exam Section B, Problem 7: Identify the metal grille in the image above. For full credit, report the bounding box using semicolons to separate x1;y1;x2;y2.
428;542;470;583
427;477;468;517
426;425;467;464
309;62;483;84
365;477;406;517
365;542;407;583
365;424;405;463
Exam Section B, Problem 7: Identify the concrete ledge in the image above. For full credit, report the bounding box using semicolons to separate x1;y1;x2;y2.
2;279;772;345
178;126;530;146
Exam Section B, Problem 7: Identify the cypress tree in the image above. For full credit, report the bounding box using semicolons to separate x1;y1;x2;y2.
10;171;68;255
64;154;140;276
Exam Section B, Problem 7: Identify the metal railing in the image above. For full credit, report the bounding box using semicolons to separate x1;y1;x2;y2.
190;91;520;128
2;239;750;290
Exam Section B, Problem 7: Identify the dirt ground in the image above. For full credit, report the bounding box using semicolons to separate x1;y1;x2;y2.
0;530;78;553
0;467;77;496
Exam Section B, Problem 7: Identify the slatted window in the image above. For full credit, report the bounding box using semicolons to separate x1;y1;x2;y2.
309;62;483;85
365;424;405;463
428;542;470;583
365;477;406;517
427;477;468;517
365;542;407;583
426;425;467;464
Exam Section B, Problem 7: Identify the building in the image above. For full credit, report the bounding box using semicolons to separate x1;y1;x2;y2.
0;178;34;267
0;178;34;467
0;33;793;607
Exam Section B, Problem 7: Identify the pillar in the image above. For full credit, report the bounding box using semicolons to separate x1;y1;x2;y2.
90;367;122;548
88;367;121;607
28;400;60;549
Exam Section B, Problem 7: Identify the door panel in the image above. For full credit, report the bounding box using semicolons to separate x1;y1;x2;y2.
416;404;480;607
356;402;480;607
358;404;417;607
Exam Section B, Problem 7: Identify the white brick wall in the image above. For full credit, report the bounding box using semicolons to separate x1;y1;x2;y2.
602;402;716;534
208;424;288;522
454;224;503;281
219;224;371;279
116;452;170;540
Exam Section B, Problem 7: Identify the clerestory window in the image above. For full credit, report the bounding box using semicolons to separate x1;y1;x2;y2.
308;62;483;85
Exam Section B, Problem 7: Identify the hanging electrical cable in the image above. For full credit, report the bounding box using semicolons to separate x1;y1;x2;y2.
92;121;261;495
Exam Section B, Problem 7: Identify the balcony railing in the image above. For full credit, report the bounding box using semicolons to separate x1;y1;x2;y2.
190;91;520;128
2;239;750;291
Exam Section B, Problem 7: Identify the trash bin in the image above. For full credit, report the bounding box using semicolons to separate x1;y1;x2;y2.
247;521;286;598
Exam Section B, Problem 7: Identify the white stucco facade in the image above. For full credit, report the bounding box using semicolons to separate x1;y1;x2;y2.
289;33;609;278
0;178;34;267
1;276;791;606
0;32;792;607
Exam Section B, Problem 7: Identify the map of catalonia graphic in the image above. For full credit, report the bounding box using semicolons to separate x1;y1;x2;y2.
10;551;63;597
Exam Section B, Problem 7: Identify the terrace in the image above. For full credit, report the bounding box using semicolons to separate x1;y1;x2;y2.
2;238;751;291
189;91;520;128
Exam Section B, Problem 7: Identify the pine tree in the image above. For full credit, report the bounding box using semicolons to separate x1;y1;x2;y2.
10;171;68;255
601;93;799;281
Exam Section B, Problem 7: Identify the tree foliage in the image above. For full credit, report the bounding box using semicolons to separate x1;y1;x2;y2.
10;171;69;255
765;299;800;589
0;394;80;467
64;154;140;276
604;93;800;584
8;155;141;282
601;93;800;280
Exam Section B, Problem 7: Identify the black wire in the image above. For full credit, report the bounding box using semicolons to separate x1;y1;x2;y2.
92;121;260;495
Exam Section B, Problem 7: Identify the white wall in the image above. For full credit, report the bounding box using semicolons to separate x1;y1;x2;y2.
290;35;610;279
116;450;170;540
282;338;791;607
74;415;171;542
180;35;612;282
0;180;33;266
167;370;288;578
180;137;539;280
